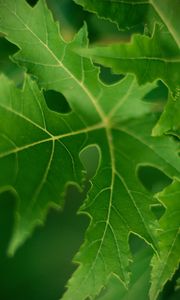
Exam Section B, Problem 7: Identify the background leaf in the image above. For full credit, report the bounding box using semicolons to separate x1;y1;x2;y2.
74;0;180;47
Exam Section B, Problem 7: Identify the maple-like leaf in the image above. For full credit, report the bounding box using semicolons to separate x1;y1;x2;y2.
0;1;180;300
150;181;180;300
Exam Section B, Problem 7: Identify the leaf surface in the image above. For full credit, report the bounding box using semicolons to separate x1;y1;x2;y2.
0;1;180;299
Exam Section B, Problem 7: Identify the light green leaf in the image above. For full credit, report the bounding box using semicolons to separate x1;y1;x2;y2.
0;1;180;300
150;181;180;300
74;0;180;47
79;24;180;95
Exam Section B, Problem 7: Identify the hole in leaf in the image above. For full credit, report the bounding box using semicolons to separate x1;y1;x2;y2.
43;90;71;114
160;268;180;299
143;80;168;103
46;0;87;41
138;165;172;194
129;233;150;255
97;64;124;85
151;203;165;220
129;232;147;254
80;145;100;179
0;37;24;87
26;0;38;7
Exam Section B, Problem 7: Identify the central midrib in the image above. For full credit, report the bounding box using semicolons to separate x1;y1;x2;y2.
16;4;123;284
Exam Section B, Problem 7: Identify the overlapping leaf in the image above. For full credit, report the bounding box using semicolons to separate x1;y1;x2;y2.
150;181;180;299
74;1;180;137
79;24;180;95
74;0;180;47
97;248;152;300
0;1;180;300
152;91;180;138
81;25;180;137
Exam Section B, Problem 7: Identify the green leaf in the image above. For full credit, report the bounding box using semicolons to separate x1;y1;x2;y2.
74;0;155;32
78;23;180;137
148;0;180;48
152;90;180;138
0;74;91;254
74;0;180;47
96;247;152;300
79;24;180;95
0;1;180;299
150;181;180;300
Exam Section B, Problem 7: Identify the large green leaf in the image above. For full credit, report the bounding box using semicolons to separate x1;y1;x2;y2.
0;1;180;299
150;181;180;300
74;0;180;47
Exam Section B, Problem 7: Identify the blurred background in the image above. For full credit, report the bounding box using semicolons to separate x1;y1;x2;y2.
0;0;179;299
